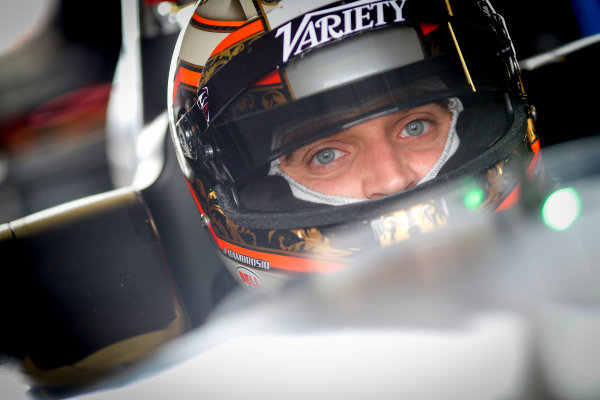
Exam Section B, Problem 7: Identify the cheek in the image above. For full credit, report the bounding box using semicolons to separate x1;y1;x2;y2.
408;133;450;175
283;167;362;198
309;176;360;197
280;153;361;197
414;149;442;169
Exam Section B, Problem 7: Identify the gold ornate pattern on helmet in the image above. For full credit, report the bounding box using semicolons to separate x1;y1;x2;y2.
199;41;247;86
227;75;293;119
198;19;267;87
270;228;359;258
192;174;357;259
209;204;358;259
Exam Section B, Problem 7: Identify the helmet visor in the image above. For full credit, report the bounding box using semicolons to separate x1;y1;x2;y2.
201;22;514;185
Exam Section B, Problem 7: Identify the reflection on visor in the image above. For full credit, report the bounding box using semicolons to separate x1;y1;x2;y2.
285;26;426;99
193;21;514;186
211;55;506;184
222;91;521;222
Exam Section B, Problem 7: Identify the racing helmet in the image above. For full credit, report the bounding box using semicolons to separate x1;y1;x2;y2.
167;0;542;294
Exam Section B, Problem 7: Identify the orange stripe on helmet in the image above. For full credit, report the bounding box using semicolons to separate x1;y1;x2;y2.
252;69;282;86
496;141;541;212
420;23;441;35
178;67;202;87
496;183;520;212
173;67;202;100
211;19;265;56
193;14;245;28
527;139;541;176
214;236;347;274
186;178;206;215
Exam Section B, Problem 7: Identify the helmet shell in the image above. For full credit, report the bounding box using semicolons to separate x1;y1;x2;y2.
168;0;542;294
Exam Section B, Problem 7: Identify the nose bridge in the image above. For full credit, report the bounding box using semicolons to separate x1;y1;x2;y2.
360;133;417;198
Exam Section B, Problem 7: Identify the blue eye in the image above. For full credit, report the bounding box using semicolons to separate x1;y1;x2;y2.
315;148;335;164
312;148;342;165
404;120;425;136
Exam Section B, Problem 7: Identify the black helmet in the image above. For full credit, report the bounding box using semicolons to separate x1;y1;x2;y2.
168;0;542;293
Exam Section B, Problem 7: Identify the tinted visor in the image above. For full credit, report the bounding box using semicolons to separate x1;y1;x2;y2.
190;21;515;184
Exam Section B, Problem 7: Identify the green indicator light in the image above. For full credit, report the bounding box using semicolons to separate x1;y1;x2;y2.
541;187;582;231
464;186;485;210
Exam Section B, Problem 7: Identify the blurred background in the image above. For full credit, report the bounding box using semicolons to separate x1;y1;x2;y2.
0;0;192;223
0;0;599;221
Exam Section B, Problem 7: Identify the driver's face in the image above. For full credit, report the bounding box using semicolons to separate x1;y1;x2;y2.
278;102;453;199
